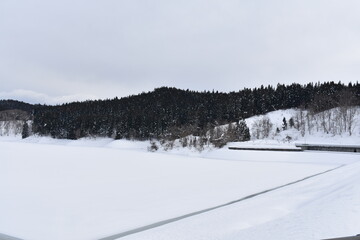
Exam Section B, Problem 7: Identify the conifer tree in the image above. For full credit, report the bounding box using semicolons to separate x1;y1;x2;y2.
22;121;29;139
289;117;295;128
25;81;359;141
282;117;288;130
236;120;250;141
276;127;280;134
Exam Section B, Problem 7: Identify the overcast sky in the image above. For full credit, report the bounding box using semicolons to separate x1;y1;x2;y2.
1;0;360;104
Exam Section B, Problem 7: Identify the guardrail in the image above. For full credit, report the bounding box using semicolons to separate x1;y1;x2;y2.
295;144;360;153
228;147;303;152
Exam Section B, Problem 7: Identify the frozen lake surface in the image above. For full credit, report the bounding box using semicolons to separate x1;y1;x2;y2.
0;138;359;240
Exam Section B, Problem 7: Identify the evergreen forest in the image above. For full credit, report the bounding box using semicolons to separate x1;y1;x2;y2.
1;81;359;143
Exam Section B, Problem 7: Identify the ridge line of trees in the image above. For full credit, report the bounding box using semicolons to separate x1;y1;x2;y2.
1;81;359;142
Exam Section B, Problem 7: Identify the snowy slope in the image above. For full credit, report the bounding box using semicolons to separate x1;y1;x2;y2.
156;107;359;153
0;120;24;136
230;107;360;148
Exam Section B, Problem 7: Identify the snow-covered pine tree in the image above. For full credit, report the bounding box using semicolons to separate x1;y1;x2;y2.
236;120;250;141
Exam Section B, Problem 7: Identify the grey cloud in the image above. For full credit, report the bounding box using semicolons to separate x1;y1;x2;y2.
0;89;99;105
1;0;360;103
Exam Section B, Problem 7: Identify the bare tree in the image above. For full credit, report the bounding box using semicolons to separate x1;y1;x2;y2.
294;108;306;137
337;89;358;135
262;117;273;138
347;107;357;136
251;116;273;139
251;120;261;139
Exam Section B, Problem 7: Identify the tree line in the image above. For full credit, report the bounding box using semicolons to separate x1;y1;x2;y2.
1;81;359;143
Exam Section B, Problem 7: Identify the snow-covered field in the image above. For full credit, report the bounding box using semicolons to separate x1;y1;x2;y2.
1;137;359;240
125;155;360;240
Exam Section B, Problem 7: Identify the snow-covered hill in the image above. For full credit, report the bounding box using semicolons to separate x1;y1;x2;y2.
0;109;32;137
242;107;360;146
155;107;359;152
0;120;25;136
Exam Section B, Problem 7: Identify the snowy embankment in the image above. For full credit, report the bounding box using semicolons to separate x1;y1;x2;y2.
1;137;358;240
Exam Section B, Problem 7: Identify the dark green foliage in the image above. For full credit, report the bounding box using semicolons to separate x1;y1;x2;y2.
24;81;359;141
22;122;29;139
0;100;40;113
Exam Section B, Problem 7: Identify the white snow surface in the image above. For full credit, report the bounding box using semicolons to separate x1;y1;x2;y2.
1;137;359;240
124;157;360;240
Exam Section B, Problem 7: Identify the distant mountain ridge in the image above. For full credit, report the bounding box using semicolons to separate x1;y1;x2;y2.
0;109;31;121
0;99;36;113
